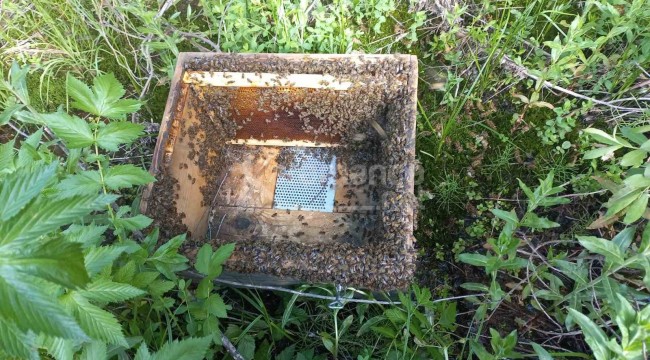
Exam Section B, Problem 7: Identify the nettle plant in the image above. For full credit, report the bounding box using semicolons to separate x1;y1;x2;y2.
0;64;233;359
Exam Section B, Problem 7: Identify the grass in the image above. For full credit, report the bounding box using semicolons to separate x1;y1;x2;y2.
2;0;650;358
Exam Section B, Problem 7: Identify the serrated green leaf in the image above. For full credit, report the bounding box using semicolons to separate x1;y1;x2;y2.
80;279;145;303
68;292;127;347
0;318;38;360
97;122;145;151
134;343;152;360
84;245;128;276
153;234;186;260
0;139;16;173
66;74;96;114
112;214;152;231
195;244;212;275
0;238;89;289
0;161;57;221
80;340;107;360
104;164;155;190
38;335;73;360
56;171;102;198
41;111;94;148
0;274;88;340
211;242;235;267
237;334;255;360
0;194;116;245
151;337;212;360
623;192;648;224
0;103;24;126
384;308;407;324
206;294;229;318
63;224;108;247
67;73;141;120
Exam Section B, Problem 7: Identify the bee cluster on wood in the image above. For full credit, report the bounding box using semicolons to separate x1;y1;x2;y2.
147;54;417;290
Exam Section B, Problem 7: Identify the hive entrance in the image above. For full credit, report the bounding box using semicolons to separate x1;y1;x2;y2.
144;53;418;290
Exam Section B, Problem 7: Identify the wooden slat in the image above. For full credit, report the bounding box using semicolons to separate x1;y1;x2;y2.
227;139;339;147
184;71;354;90
209;206;376;246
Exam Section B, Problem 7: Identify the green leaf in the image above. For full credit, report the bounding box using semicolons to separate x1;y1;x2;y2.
66;74;96;115
491;209;518;225
211;243;235;268
237;334;255;360
56;171;102;198
134;343;152;360
458;253;488;267
84;245;128;276
0;274;87;340
104;164;155;190
67;292;128;347
620;149;647;167
517;179;535;200
0;103;24;126
206;294;230;318
63;223;108;248
612;226;636;252
39;335;73;360
568;309;611;359
80;279;145;303
531;342;553;360
97;122;145;151
0;318;38;360
606;189;644;216
320;332;334;353
80;341;107;360
577;236;625;267
0;139;16;174
41;111;94;148
0;194;116;245
195;244;212;275
623;193;648;224
584;128;632;147
584;145;622;159
0;161;57;221
520;212;560;229
112;214;152;231
0;238;89;289
620;126;647;146
151;337;212;360
67;73;141;120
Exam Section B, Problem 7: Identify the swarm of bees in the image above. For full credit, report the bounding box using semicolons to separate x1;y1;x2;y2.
147;53;418;290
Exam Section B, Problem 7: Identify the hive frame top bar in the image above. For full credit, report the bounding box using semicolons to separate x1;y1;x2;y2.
184;71;356;90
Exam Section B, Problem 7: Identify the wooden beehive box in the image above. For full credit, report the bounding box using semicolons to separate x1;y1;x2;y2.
142;53;418;290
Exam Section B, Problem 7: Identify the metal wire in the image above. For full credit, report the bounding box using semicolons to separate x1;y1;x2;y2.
181;271;485;306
